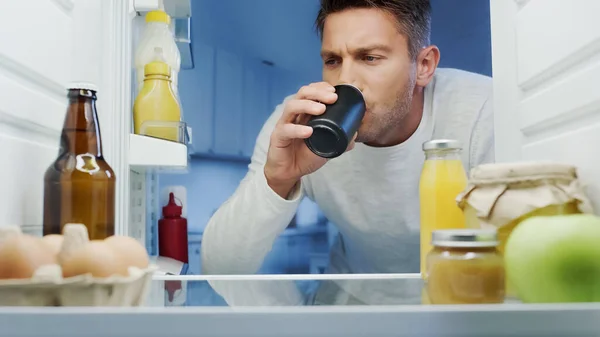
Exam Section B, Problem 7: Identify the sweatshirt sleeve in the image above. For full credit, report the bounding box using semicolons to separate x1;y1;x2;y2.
201;96;304;275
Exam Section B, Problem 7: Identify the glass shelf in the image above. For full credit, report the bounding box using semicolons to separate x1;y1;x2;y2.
1;274;600;337
148;273;428;307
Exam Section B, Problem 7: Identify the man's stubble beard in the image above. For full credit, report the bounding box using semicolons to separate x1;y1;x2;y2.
355;80;415;145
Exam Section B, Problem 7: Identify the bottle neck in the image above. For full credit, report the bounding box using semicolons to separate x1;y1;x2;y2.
143;74;174;95
145;74;171;82
424;149;461;161
60;89;103;157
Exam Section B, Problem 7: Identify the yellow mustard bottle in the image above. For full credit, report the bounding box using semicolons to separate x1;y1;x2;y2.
133;60;181;142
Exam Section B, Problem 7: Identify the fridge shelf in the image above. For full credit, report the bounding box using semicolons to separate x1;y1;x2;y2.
0;303;599;337
133;0;191;18
129;133;188;169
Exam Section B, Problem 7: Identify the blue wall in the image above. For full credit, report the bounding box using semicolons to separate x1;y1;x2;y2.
431;0;492;76
157;0;492;278
159;159;331;275
160;159;248;232
188;0;493;78
190;0;322;80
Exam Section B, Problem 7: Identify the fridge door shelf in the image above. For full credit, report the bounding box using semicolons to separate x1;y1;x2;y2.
138;120;190;144
129;132;189;170
133;0;191;18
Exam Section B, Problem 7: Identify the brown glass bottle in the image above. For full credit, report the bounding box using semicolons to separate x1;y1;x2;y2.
43;83;116;240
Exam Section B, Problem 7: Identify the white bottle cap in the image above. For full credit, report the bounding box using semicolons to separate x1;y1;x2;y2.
67;82;98;92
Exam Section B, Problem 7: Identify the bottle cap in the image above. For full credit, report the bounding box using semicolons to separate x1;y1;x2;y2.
146;10;170;25
67;82;98;92
152;47;167;63
144;61;171;77
422;139;462;151
431;229;498;248
162;192;182;217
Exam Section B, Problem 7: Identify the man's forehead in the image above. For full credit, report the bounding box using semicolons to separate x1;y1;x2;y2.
320;42;393;57
320;8;405;53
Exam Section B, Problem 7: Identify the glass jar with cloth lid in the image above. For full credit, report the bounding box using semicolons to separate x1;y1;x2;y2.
456;162;593;255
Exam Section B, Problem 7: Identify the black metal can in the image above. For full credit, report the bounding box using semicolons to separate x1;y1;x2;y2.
304;84;366;159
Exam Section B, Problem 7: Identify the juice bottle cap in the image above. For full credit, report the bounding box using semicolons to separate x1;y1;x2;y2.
422;139;462;151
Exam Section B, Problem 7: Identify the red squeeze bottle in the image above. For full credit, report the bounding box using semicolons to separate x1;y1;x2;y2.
158;192;189;264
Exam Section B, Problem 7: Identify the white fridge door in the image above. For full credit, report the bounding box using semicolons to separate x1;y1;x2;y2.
490;0;600;211
0;0;106;232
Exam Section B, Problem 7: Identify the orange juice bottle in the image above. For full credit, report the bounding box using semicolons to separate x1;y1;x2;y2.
419;139;468;278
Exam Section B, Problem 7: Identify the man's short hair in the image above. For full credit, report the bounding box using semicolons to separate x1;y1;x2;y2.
315;0;432;59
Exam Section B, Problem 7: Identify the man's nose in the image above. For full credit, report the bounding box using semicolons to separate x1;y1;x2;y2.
335;61;362;91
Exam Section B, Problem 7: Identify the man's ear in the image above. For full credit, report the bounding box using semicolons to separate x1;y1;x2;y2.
415;45;440;87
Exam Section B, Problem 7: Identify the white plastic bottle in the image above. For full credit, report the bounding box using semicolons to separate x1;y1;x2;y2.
134;10;181;103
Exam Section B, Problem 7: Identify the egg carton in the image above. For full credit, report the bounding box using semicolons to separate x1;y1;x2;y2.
0;264;158;306
0;224;157;307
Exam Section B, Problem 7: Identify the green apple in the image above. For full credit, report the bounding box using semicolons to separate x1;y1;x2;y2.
505;214;600;303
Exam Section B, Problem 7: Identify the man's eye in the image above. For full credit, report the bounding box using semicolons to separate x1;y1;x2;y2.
325;59;338;65
364;55;379;63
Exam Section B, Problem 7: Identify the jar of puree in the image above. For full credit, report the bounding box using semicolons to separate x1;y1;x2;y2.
426;229;505;304
455;162;593;298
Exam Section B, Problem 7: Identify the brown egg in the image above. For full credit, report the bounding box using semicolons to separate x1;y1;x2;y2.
61;240;128;278
0;234;57;279
104;235;150;269
58;223;90;265
41;234;64;256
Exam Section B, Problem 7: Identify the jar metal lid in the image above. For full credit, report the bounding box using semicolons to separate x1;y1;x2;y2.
431;229;498;248
422;139;462;151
